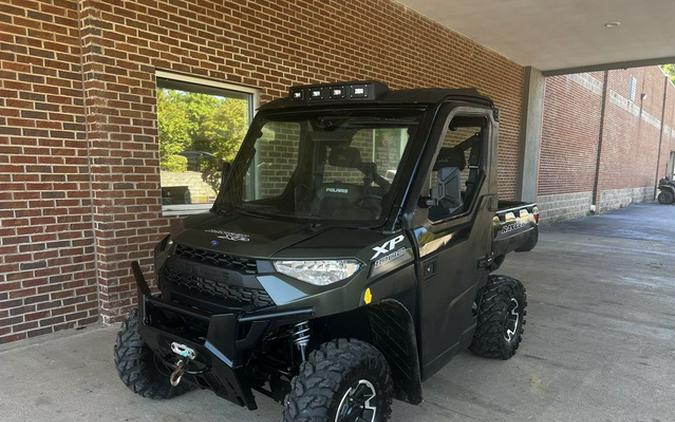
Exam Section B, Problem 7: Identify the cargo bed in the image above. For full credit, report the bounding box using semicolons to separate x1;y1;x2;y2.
492;201;539;260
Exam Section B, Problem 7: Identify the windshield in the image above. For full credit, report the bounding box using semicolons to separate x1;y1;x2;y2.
214;109;422;223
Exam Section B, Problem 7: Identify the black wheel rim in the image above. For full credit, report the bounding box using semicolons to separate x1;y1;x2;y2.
504;298;520;342
335;379;377;422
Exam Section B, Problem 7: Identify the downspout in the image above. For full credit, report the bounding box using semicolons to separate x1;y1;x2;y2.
653;75;668;199
591;71;609;211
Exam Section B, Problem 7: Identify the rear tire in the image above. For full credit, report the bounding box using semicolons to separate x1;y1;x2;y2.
657;190;674;204
470;275;527;360
282;338;393;422
114;309;192;399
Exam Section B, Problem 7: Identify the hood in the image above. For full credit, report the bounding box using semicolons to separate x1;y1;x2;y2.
172;211;390;260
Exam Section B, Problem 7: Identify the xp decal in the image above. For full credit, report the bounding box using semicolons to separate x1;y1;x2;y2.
370;235;405;260
370;246;414;278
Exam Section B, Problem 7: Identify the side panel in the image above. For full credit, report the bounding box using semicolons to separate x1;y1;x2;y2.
405;106;498;379
416;198;493;378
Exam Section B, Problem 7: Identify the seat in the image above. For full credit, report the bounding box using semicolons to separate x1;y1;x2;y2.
310;146;365;219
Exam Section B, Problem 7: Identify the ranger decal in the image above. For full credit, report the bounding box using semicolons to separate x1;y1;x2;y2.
205;229;251;242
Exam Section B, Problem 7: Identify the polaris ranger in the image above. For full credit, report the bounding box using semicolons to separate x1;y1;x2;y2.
114;81;539;421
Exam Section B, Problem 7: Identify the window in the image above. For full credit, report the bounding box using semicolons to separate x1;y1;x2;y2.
156;72;256;216
423;115;487;222
629;75;637;102
215;111;418;223
244;120;302;201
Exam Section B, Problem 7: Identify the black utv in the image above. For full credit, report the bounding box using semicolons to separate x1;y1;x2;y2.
114;81;539;421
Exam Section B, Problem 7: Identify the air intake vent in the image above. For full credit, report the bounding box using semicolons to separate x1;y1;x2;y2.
161;270;274;310
173;244;257;274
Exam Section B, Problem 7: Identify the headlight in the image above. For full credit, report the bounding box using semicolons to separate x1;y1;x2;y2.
273;259;361;286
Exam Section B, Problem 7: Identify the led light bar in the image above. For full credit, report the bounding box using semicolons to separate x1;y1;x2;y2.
289;81;388;102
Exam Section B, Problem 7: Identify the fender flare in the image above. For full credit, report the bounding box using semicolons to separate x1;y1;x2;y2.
364;299;423;405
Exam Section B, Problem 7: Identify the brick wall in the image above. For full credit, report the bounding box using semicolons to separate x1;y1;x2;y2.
1;0;526;342
0;0;98;343
539;73;603;197
537;67;675;220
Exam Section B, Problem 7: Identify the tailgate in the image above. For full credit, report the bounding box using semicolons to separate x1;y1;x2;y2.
493;202;539;256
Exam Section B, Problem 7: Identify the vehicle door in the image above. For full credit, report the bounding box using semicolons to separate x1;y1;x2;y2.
411;107;498;378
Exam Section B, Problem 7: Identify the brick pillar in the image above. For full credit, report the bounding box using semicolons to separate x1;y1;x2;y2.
78;0;169;324
518;67;545;202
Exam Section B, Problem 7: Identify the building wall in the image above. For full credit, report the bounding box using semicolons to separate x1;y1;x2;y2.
1;0;526;342
536;73;603;221
0;0;98;343
537;67;675;221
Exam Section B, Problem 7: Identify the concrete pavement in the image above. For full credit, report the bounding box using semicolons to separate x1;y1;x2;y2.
2;203;674;421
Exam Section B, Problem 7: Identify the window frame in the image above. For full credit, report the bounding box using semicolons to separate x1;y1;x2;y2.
628;75;637;103
423;108;491;226
155;71;259;216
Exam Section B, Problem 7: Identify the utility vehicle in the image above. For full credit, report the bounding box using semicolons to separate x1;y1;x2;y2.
114;81;539;422
657;177;675;204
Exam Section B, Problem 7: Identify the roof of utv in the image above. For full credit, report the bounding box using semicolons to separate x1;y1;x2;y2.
259;80;495;111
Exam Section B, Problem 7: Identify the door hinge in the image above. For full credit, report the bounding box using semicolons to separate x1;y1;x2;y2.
477;253;495;270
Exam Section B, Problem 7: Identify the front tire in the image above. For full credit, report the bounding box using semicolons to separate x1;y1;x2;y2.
657;190;674;204
114;309;192;399
282;338;393;422
470;275;527;359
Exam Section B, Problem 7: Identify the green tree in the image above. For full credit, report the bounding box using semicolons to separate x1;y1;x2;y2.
157;88;248;192
157;89;191;171
663;64;675;83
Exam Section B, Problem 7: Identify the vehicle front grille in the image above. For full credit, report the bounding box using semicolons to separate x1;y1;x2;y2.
161;269;274;310
173;244;258;274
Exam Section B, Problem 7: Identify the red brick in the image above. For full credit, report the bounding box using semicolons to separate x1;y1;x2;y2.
539;68;674;208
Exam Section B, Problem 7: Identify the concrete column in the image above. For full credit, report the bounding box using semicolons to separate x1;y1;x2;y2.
518;67;545;202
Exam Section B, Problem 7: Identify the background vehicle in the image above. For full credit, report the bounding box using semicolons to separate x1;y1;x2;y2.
114;81;539;421
657;177;675;204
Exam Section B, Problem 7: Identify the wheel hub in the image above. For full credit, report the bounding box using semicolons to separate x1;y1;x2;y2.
335;379;377;422
504;298;520;342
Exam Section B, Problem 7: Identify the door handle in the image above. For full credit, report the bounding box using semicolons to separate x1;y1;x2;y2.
423;260;437;279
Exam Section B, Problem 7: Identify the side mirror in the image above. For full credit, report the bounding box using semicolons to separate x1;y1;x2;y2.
220;161;231;188
401;208;429;229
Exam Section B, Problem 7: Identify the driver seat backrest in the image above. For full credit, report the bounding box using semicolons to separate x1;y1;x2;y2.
313;183;363;218
328;145;362;169
310;145;365;218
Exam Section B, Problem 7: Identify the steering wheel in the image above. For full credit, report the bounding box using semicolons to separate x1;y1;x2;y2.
356;193;383;218
358;194;383;202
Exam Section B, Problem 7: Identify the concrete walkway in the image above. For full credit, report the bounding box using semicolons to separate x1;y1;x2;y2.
2;203;675;421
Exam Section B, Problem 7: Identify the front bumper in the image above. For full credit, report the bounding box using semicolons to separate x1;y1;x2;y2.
131;262;310;410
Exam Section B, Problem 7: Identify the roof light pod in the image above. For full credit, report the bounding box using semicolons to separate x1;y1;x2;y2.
289;81;388;102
